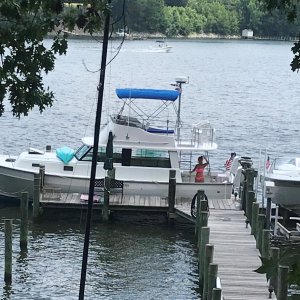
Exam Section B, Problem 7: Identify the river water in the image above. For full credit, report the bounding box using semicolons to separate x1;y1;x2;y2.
0;38;299;299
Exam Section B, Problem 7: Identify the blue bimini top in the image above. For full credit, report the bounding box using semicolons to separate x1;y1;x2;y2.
116;88;180;101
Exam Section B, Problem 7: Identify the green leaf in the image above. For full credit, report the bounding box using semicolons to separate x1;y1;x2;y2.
254;256;278;281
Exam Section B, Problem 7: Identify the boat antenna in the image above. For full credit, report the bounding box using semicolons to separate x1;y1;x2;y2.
172;76;188;141
79;1;111;299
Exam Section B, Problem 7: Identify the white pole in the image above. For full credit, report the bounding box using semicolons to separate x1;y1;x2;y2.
261;149;267;208
256;149;261;198
274;205;279;236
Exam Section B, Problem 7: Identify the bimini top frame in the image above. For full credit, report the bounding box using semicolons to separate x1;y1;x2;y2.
115;88;180;126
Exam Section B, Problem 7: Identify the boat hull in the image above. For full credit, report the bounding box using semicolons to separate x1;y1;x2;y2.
0;166;35;199
0;165;232;201
266;178;300;208
124;181;232;200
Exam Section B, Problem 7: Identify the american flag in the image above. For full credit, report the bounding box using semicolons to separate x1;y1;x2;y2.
266;156;271;170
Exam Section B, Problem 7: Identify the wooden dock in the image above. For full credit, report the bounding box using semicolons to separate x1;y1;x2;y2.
40;191;236;216
39;191;273;299
208;209;275;300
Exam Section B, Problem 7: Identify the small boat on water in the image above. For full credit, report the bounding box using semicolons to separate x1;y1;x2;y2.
0;78;234;201
148;40;172;53
264;157;300;209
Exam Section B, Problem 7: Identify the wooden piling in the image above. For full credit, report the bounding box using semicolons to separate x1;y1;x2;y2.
197;211;208;250
251;202;259;236
256;214;265;252
203;244;214;300
266;197;272;230
195;190;206;237
4;219;13;284
269;247;280;295
207;263;218;300
246;191;255;225
241;176;247;212
20;192;28;251
199;227;210;287
102;176;110;221
261;229;271;259
242;168;256;212
277;265;289;300
212;288;222;300
33;173;41;221
168;170;176;222
39;165;45;190
246;168;256;192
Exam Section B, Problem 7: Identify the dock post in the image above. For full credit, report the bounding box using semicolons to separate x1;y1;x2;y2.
269;247;280;295
212;288;222;300
242;168;257;213
102;176;110;222
251;202;259;236
266;197;272;230
246;191;255;227
195;190;206;237
203;244;214;300
241;174;247;212
4;219;13;284
33;173;41;221
197;211;208;250
256;214;265;253
20;192;29;251
246;168;256;192
168;170;176;223
207;263;218;300
39;165;45;190
261;229;271;259
199;226;210;288
277;265;289;300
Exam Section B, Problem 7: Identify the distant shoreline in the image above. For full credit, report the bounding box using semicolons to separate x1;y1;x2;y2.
48;30;298;42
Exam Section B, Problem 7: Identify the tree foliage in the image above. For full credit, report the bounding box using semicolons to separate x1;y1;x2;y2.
258;0;300;71
0;0;107;118
255;247;300;287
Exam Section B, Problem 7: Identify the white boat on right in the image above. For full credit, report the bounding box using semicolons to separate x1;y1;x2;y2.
264;157;300;209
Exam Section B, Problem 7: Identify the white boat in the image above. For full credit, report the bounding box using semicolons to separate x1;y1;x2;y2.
0;79;234;201
115;28;127;38
264;157;300;209
148;40;172;53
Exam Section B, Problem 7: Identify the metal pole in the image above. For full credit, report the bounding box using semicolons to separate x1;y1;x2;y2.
274;205;279;236
261;149;267;208
176;82;182;141
79;2;111;299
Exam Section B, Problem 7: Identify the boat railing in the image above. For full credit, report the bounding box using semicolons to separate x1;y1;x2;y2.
176;122;215;147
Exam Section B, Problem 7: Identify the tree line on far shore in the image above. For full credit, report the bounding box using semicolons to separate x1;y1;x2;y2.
110;0;299;38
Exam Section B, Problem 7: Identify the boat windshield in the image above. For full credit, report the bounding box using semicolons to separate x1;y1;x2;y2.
75;144;92;160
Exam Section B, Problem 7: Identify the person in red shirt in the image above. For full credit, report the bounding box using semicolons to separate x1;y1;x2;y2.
191;156;209;183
